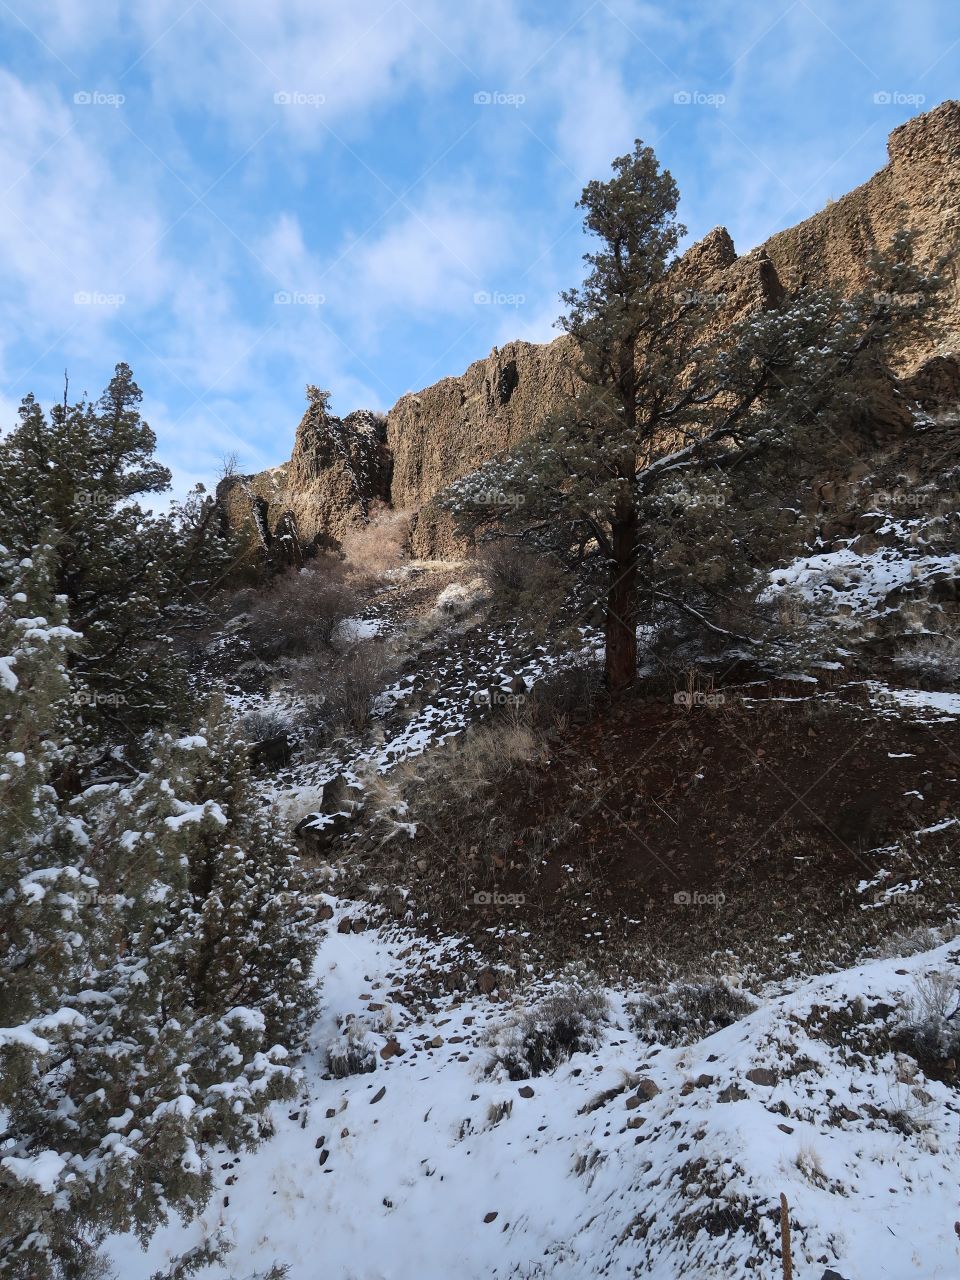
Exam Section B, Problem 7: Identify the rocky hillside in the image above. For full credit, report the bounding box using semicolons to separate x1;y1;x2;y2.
220;99;960;560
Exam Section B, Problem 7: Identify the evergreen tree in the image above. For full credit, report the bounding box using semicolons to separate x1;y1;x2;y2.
0;586;319;1277
446;142;941;692
0;365;242;757
181;698;321;1049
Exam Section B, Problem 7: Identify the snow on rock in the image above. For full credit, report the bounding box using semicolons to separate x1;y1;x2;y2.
866;681;960;722
763;547;960;614
335;616;385;645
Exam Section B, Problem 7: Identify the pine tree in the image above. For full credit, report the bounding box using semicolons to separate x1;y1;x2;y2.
0;365;243;759
0;545;94;1278
0;605;319;1276
180;698;321;1050
445;142;942;692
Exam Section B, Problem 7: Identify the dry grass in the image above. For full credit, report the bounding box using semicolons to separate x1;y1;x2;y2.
341;503;410;580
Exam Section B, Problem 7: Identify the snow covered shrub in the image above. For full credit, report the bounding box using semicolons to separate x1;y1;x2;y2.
893;634;960;686
629;978;757;1047
241;703;301;770
0;631;321;1279
488;974;609;1080
896;969;960;1066
326;1017;378;1078
241;705;298;746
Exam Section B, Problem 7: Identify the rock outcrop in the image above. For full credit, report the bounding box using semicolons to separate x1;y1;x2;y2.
763;99;960;370
219;388;391;562
221;100;960;561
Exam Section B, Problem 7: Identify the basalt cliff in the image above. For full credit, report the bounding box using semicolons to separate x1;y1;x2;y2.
219;99;960;561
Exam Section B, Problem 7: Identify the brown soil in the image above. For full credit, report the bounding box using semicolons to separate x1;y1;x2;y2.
395;676;960;979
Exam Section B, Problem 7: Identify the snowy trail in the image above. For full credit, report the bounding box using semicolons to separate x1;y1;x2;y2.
108;908;960;1280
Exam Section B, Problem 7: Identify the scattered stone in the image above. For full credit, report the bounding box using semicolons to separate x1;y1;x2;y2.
746;1067;778;1087
370;1086;386;1105
777;1123;794;1134
483;1211;498;1224
718;1083;749;1103
518;1086;535;1099
477;968;497;995
635;1078;660;1101
429;1035;444;1048
380;1038;404;1060
337;918;353;935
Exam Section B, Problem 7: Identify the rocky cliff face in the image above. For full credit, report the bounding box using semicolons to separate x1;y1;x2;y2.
218;390;390;563
763;99;960;369
221;100;960;560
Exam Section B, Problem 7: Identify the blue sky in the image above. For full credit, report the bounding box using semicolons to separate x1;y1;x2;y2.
0;0;956;495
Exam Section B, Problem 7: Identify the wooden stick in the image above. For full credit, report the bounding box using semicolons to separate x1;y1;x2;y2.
780;1192;793;1280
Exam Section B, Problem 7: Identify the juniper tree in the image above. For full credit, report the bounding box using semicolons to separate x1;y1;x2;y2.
0;713;318;1278
446;142;940;692
0;566;319;1276
0;365;242;755
180;698;322;1048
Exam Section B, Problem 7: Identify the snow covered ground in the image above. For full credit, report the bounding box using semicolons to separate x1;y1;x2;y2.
107;905;960;1280
763;546;960;616
137;529;960;1279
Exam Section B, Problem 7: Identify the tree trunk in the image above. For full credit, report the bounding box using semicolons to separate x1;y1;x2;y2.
604;512;638;694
